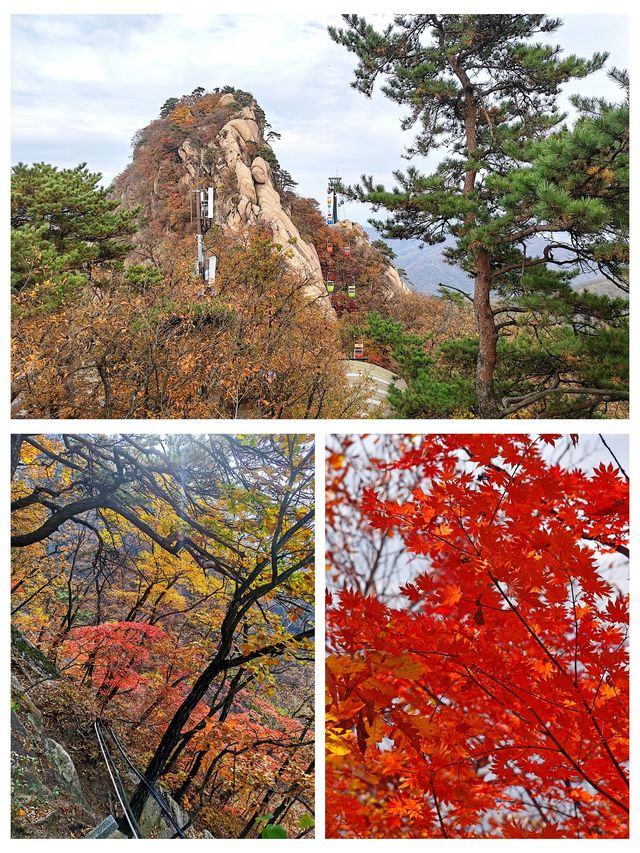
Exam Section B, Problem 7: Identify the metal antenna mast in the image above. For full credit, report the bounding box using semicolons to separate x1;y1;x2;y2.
193;185;217;291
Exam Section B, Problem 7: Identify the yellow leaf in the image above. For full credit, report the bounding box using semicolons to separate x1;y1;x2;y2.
384;655;424;680
326;732;352;756
326;655;367;675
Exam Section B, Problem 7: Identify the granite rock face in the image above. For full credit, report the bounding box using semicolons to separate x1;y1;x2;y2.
176;100;332;315
114;91;411;321
44;738;90;808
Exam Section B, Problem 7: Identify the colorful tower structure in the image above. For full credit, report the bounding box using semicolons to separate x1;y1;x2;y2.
326;176;341;225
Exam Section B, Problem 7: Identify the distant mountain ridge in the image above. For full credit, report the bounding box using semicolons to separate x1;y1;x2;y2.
364;227;627;300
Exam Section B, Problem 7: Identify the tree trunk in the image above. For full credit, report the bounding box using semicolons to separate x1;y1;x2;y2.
171;670;250;803
447;58;501;418
474;250;500;417
128;602;240;822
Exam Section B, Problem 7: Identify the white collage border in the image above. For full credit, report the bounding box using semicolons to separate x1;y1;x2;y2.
2;0;638;849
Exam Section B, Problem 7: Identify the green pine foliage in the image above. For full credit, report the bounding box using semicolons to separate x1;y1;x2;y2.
159;97;180;118
11;162;139;308
355;312;472;417
330;14;628;417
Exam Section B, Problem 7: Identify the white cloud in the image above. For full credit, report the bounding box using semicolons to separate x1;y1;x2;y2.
11;13;629;208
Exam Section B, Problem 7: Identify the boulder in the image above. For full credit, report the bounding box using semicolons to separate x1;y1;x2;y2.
235;160;258;204
237;197;255;222
44;738;90;808
226;117;260;144
218;126;244;168
139;789;190;839
250;156;271;185
178;138;200;163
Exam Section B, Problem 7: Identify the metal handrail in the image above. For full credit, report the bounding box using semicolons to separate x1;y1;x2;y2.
101;719;187;839
94;719;143;838
94;719;187;839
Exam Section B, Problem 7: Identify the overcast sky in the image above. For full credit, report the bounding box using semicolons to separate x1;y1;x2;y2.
12;14;628;219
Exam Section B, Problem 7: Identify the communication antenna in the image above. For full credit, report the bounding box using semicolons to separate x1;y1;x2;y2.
193;186;217;288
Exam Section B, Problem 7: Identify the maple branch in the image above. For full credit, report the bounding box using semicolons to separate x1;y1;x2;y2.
487;569;629;793
523;786;550;826
568;576;579;688
461;443;629;558
436;742;561;773
535;717;628;814
471;662;628;814
218;628;315;671
581;535;629;558
487;570;564;674
427;675;463;721
598;434;629;482
430;775;449;838
487;437;537;527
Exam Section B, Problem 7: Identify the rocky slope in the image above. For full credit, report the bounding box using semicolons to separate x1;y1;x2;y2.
11;627;103;837
334;220;410;295
113;88;408;314
11;627;202;839
180;94;331;310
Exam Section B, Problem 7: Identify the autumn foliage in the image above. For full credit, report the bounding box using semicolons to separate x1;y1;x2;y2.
12;434;315;838
62;622;168;704
11;86;474;420
326;434;629;838
11;231;361;419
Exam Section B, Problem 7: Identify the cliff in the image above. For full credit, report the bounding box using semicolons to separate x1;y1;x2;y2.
114;89;329;313
113;87;408;314
332;219;410;296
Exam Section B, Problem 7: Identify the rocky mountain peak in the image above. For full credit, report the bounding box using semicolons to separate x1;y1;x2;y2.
114;87;410;317
115;88;333;313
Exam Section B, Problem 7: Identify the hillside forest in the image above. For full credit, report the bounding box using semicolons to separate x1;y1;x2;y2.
11;434;315;839
326;434;629;837
10;15;629;419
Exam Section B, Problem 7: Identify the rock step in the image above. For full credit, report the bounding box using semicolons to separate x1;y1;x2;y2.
87;815;120;838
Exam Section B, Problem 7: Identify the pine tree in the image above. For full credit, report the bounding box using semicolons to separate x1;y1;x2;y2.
329;15;628;417
11;162;139;304
159;96;180;117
